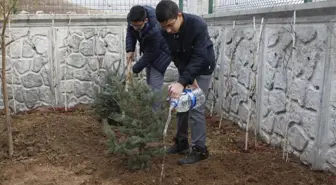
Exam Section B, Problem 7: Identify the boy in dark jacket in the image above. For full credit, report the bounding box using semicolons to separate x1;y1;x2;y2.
156;0;216;165
126;5;171;110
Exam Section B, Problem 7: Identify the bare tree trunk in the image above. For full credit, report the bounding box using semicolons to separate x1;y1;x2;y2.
1;19;13;157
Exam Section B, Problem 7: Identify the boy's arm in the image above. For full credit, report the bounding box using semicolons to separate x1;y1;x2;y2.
132;32;162;73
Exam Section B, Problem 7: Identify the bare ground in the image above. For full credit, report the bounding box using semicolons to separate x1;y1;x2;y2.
0;106;335;185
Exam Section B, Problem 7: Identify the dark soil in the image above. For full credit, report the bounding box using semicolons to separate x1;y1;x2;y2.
0;105;335;185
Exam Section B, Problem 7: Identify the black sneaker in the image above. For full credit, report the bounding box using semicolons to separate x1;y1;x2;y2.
166;137;190;155
177;146;209;165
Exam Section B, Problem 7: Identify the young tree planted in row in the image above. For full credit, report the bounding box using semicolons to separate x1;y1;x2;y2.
95;72;169;170
0;0;19;157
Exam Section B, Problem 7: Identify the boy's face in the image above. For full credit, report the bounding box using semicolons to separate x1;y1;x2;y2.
159;12;183;34
131;18;148;31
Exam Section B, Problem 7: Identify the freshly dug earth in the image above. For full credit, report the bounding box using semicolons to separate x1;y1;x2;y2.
0;106;335;185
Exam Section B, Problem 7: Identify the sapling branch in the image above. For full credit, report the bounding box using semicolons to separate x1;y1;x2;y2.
219;21;236;129
245;16;264;151
95;72;168;171
5;32;28;46
245;16;257;151
283;10;297;162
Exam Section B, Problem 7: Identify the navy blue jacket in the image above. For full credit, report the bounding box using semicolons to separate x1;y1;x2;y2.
126;6;171;74
161;13;215;87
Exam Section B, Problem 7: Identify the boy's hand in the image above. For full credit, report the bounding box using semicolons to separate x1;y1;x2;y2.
126;52;134;62
168;82;184;99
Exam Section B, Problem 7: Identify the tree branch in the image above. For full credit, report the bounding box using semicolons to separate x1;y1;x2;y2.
5;39;14;46
1;0;19;47
0;2;4;13
1;19;8;42
1;0;6;18
7;0;18;18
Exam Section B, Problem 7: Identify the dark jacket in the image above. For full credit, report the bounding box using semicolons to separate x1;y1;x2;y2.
161;13;215;87
125;5;171;74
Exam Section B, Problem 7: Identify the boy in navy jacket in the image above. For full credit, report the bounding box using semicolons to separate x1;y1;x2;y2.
156;0;216;165
126;5;171;110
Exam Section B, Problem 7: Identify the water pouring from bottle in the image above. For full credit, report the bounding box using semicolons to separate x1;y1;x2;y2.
160;80;206;184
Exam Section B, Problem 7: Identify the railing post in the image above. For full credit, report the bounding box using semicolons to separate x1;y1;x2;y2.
208;0;214;14
179;0;183;11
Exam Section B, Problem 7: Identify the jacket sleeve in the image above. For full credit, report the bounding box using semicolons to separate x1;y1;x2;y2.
178;25;210;87
126;13;137;53
132;32;162;73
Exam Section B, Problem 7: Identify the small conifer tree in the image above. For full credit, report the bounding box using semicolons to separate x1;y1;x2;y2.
94;72;169;170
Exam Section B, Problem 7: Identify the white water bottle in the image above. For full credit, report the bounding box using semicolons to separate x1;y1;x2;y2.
169;87;206;112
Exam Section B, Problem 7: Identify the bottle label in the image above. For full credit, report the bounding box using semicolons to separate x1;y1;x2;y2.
169;98;178;108
184;89;197;109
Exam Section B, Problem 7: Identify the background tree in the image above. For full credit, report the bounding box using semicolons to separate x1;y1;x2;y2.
0;0;19;158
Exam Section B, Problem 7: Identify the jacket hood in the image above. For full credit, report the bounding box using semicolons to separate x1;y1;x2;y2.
142;5;157;27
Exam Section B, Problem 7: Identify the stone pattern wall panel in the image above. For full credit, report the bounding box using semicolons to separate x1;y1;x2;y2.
206;26;224;114
218;26;259;130
0;26;125;111
207;20;334;171
326;24;336;172
260;24;328;166
0;24;181;111
55;26;124;108
0;27;53;112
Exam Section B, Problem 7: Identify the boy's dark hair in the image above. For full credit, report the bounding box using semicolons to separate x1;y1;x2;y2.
129;5;147;22
155;0;179;22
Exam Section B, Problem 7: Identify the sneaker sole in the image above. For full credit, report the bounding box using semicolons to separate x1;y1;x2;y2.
177;156;209;165
166;148;190;155
178;148;190;155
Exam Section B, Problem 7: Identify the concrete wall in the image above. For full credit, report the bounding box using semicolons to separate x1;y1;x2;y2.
0;15;123;111
0;14;179;111
0;0;201;112
0;1;335;174
203;1;336;173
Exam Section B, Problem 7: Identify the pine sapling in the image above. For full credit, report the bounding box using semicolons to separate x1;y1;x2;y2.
95;72;169;170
